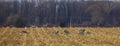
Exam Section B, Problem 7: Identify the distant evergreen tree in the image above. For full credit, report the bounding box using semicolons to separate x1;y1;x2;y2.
14;17;25;27
59;22;67;27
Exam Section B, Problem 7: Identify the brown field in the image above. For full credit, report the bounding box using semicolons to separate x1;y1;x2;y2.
0;27;120;46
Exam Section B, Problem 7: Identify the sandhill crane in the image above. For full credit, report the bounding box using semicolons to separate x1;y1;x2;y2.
52;30;59;35
79;29;85;35
9;25;14;28
64;30;70;35
43;23;48;27
31;25;36;28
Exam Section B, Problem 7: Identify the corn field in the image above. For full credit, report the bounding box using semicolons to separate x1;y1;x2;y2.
0;27;120;46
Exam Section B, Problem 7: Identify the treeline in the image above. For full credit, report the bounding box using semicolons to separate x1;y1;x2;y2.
0;1;120;27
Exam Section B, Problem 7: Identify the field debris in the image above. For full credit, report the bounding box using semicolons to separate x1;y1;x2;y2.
86;31;91;35
21;30;28;34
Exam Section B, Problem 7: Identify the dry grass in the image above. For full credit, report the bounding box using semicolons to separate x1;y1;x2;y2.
0;27;120;46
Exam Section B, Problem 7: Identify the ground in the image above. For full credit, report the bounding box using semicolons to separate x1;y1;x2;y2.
0;27;120;46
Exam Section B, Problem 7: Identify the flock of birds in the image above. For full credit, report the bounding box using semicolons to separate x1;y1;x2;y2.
22;28;91;36
52;29;90;35
4;25;91;36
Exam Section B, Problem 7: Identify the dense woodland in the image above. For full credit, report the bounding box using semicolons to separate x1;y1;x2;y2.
0;0;120;27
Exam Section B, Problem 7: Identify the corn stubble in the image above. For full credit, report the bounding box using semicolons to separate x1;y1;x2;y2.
0;27;120;46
